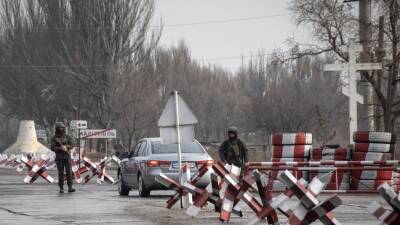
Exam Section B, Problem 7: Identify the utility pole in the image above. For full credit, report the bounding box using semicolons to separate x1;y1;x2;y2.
359;0;375;131
375;16;385;131
385;64;394;132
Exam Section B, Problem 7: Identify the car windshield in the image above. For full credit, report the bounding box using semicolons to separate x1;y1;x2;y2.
151;141;204;154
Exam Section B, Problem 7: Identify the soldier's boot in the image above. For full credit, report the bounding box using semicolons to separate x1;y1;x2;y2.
68;185;75;193
59;187;64;194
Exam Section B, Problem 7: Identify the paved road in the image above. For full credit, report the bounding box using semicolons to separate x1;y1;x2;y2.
0;168;391;225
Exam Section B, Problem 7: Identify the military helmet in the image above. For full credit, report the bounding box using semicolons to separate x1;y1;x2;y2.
55;122;65;128
227;126;238;134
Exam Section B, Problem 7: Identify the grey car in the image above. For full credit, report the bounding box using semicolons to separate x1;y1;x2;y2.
118;137;213;197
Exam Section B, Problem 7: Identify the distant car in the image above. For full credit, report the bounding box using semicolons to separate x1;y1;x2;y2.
118;137;213;197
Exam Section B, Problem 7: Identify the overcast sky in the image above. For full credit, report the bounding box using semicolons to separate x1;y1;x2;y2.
154;0;308;73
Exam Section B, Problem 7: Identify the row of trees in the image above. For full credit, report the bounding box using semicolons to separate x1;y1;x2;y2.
0;0;397;152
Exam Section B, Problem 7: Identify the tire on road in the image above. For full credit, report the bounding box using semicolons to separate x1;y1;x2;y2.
138;173;150;197
118;173;130;196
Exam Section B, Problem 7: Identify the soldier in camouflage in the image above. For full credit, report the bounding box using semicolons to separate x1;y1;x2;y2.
50;122;76;193
218;126;248;174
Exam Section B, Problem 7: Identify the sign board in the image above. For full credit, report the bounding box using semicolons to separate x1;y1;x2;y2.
158;92;198;144
36;129;47;139
80;129;116;139
70;120;88;130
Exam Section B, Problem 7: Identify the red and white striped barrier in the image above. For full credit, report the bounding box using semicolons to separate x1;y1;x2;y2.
16;155;30;172
259;167;306;186
368;201;400;225
368;182;400;225
250;178;311;225
0;154;8;167
279;170;342;225
351;169;393;180
4;154;16;167
70;160;82;184
44;156;56;170
265;169;309;191
350;179;392;191
271;133;311;172
353;131;396;144
352;152;392;161
271;158;308;163
350;131;396;191
158;161;346;224
271;133;312;145
261;180;286;191
212;162;281;224
245;160;400;167
10;154;22;168
66;151;83;183
311;147;350;161
80;157;115;184
310;170;349;183
0;153;56;170
246;160;399;167
18;155;54;183
181;164;210;210
181;163;193;208
272;145;312;158
156;163;209;209
184;169;243;218
354;143;394;153
212;162;242;222
157;173;187;205
251;170;279;225
183;181;212;216
310;171;350;190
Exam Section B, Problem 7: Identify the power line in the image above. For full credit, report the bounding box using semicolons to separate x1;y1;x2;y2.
202;53;272;62
159;13;291;27
27;12;291;30
0;64;106;68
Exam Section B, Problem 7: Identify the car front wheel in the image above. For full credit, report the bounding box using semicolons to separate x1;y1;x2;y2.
138;173;150;197
118;173;130;196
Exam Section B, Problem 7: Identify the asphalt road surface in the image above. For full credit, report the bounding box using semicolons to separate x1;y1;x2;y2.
0;168;392;225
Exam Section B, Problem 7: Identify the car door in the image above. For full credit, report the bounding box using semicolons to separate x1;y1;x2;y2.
120;147;133;183
125;142;142;186
132;140;148;187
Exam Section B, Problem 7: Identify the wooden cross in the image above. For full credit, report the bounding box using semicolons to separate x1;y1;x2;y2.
324;39;382;143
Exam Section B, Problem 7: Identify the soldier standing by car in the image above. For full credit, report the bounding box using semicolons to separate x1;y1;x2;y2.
114;139;125;159
50;122;75;193
218;127;248;177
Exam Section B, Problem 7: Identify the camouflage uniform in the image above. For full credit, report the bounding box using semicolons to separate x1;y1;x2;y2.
113;139;125;159
218;127;248;169
50;122;75;193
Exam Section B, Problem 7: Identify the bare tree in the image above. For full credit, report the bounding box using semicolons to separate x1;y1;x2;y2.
288;0;400;134
0;0;161;127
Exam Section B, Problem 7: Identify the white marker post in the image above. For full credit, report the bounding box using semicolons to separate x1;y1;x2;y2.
174;91;183;185
324;39;382;143
70;120;87;169
158;91;198;208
